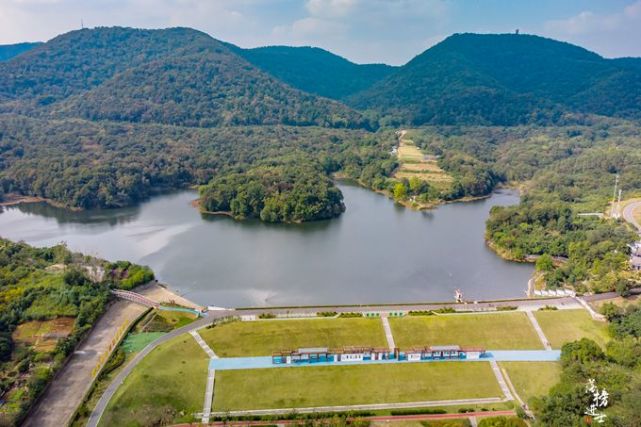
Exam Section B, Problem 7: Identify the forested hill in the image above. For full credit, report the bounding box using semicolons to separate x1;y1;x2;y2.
0;42;42;61
0;27;368;128
348;33;641;125
234;45;397;100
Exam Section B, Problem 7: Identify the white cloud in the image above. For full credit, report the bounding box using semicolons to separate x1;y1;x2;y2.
542;1;641;57
306;0;357;18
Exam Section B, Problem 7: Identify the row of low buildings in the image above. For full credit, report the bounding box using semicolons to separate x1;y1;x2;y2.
272;345;486;365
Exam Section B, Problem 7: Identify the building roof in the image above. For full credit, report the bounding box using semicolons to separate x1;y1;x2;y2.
430;345;461;351
630;256;641;267
297;347;329;354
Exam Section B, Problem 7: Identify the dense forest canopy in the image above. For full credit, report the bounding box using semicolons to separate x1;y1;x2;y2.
348;33;641;126
234;45;397;101
0;43;42;62
0;237;153;425
533;305;641;426
1;26;641;226
0;27;368;129
200;161;345;223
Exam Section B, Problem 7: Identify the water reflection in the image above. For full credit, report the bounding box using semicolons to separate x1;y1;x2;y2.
0;185;533;307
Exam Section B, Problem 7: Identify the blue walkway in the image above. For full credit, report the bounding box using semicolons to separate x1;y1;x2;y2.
209;350;561;370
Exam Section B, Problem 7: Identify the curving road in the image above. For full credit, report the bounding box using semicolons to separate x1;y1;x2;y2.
84;293;630;426
86;311;232;427
623;200;641;234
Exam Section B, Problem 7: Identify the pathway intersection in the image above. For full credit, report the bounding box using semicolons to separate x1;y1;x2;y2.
87;291;624;425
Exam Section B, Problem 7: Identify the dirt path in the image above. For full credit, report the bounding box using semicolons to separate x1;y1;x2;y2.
23;300;148;427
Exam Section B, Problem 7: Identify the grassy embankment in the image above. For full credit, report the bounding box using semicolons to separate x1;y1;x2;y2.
213;362;501;411
533;309;609;349
199;318;387;357
72;308;196;426
500;362;561;405
389;312;543;350
99;334;208;427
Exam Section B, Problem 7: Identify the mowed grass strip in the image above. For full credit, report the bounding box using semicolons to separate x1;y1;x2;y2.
214;362;501;411
533;309;610;349
390;313;543;350
500;362;561;404
100;334;208;427
200;318;387;357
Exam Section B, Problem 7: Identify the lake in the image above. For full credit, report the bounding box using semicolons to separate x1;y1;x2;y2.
0;184;533;307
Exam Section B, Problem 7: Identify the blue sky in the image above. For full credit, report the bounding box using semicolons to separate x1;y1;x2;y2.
1;0;640;64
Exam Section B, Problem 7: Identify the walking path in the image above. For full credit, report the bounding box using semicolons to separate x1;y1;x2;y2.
189;330;218;424
575;296;607;321
526;310;552;350
380;315;396;350
208;397;506;417
87;313;215;427
500;365;534;418
489;360;513;401
190;329;218;359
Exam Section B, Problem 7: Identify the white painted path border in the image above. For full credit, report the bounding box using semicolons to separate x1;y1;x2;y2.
190;330;218;424
526;311;552;350
381;315;396;350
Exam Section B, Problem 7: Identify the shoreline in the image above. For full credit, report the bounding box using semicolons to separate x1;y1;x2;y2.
0;193;82;211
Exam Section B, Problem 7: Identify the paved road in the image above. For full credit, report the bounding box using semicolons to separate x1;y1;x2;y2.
23;300;148;427
87;292;624;426
86;312;225;427
623;200;641;233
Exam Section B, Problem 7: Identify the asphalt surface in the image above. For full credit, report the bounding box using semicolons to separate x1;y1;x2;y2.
86;312;224;427
87;292;625;426
623;200;641;233
22;300;148;427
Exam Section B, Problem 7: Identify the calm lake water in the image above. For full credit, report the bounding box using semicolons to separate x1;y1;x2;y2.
0;184;533;307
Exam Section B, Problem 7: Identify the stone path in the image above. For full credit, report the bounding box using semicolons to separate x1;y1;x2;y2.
189;330;218;424
489;360;514;401
190;329;218;358
526;310;552;350
380;315;396;350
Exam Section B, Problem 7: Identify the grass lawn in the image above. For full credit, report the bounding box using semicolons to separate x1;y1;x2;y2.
533;309;610;349
121;332;166;353
213;362;501;411
389;313;543;350
200;318;387;357
500;362;561;404
100;334;208;427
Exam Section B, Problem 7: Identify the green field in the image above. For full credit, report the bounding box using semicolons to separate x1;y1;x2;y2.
121;332;166;353
214;362;502;411
99;334;208;427
200;318;387;357
533;309;610;349
500;362;561;404
389;313;543;350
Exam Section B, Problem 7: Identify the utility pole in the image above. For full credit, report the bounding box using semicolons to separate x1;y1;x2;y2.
616;189;622;219
611;174;619;218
